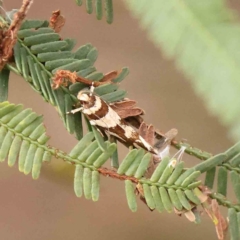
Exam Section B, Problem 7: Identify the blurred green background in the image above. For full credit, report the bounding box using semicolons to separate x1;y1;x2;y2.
1;1;237;239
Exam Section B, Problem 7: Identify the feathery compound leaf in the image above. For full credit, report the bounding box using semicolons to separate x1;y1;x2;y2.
125;1;240;141
3;18;128;139
0;102;51;178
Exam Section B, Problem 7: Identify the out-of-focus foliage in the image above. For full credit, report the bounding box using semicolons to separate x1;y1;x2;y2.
125;0;240;141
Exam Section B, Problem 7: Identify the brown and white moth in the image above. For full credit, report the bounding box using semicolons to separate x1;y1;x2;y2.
69;89;158;155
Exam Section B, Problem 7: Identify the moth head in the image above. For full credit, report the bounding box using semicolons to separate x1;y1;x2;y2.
77;91;95;108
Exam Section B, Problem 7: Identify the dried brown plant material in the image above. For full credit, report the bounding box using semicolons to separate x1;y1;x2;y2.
100;70;118;82
111;99;144;119
49;10;65;33
138;122;158;177
184;210;196;222
52;70;78;89
115;108;143;119
202;197;228;240
139;122;155;146
0;0;33;70
52;69;119;89
111;99;137;109
212;200;228;240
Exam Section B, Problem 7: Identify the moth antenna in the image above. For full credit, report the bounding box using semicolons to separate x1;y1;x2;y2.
0;6;12;22
168;146;186;167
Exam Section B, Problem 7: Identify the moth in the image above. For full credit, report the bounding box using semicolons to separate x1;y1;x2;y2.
69;89;158;155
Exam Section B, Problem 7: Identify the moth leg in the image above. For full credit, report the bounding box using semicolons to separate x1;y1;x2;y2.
67;107;83;114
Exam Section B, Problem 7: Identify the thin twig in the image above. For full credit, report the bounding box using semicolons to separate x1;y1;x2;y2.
52;69;119;89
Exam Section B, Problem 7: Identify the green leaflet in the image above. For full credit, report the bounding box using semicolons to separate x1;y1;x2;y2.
18;140;30;172
31;41;68;54
228;208;240;240
86;147;102;165
45;59;78;71
18;28;54;39
194;153;226;173
77;140;99;162
125;180;137;212
23;33;60;46
0;131;14;162
117;149;138;175
91;171;100;201
125;149;145;176
74;44;93;60
150;186;164;212
0;69;10;102
8;136;22;167
86;72;104;81
83;168;92;199
230;171;240;203
104;0;113;24
168;189;182;211
143;184;155;210
109;136;119;168
184;189;201;205
24;144;37;175
224;141;240;162
94;83;118;96
87;47;98;64
75;0;114;24
92;126;107;152
150;156;170;182
20;20;48;30
65;95;75;134
204;167;216;189
176;189;192;210
86;0;93;14
134;152;151;178
159;187;173;213
93;143;116;168
95;0;103;20
217;167;228;197
37;51;74;62
69;132;94;158
32;148;45;179
101;89;127;103
113;67;129;83
74;165;84;197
